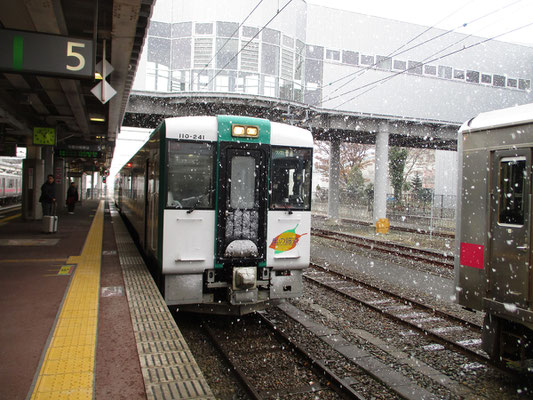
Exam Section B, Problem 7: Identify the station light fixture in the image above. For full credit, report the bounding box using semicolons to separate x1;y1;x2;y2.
232;124;259;138
90;115;105;122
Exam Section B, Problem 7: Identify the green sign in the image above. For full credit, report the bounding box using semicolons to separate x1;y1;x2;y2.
56;148;102;159
0;29;94;79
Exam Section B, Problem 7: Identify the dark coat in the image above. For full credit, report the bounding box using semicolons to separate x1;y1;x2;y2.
66;186;79;204
40;182;56;203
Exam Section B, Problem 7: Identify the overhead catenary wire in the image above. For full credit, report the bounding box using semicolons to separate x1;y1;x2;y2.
319;0;524;106
325;20;533;109
195;0;265;78
203;0;294;89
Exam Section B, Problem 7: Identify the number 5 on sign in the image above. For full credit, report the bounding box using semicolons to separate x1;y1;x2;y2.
66;42;85;71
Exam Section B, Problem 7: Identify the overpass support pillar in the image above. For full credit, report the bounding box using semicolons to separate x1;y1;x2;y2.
373;123;389;224
327;136;341;220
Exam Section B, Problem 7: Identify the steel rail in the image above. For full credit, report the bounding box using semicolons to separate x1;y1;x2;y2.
312;227;454;269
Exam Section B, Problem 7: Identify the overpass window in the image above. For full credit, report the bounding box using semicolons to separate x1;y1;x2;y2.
493;75;505;87
263;75;277;96
147;62;169;91
408;61;423;75
167;142;215;209
306;45;324;59
217;22;238;37
283;35;294;48
149;21;171;37
376;55;392;70
270;147;312;211
498;157;526;225
360;55;374;65
196;23;213;35
216;38;238;70
262;28;280;45
424;65;437;75
326;50;340;61
261;43;280;75
393;60;406;70
243;26;259;38
172;38;191;69
172;22;192;37
519;79;531;90
481;74;492;84
453;69;465;80
171;71;189;92
216;75;230;91
438;65;452;79
507;78;517;88
466;70;479;83
245;74;259;94
342;50;359;65
193;72;210;91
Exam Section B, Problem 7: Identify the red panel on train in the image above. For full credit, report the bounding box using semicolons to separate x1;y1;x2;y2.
460;242;484;269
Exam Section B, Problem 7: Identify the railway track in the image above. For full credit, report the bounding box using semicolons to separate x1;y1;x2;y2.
304;263;488;366
312;227;454;269
0;204;21;222
201;313;365;399
312;213;455;239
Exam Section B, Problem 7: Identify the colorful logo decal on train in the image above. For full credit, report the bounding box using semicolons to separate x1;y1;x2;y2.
269;225;308;254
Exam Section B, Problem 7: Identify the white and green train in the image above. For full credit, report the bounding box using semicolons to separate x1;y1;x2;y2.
115;115;313;314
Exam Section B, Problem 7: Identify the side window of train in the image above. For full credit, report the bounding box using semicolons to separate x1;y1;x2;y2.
498;156;526;225
270;147;312;210
167;141;215;209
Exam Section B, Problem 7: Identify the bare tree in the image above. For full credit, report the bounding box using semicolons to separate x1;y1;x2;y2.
314;140;372;188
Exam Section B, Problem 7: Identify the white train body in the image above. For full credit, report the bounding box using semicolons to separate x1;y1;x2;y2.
116;116;313;314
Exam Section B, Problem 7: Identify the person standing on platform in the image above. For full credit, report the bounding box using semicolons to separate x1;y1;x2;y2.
39;174;56;216
66;181;79;214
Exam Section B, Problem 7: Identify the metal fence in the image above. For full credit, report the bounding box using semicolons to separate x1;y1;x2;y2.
312;190;456;233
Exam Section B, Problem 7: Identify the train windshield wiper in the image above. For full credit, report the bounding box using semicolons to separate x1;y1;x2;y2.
186;195;202;214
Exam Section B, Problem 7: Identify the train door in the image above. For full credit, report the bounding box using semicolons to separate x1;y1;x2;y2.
217;145;268;264
489;149;532;308
146;154;159;255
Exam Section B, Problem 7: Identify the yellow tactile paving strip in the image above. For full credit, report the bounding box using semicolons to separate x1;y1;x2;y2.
29;201;104;400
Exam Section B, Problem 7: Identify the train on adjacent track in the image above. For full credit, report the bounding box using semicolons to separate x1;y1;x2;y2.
455;102;533;369
0;170;22;206
115;115;313;314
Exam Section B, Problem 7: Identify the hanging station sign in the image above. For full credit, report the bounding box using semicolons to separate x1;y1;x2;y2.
0;28;94;79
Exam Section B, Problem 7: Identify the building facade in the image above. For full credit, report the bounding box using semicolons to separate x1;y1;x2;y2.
133;0;533;123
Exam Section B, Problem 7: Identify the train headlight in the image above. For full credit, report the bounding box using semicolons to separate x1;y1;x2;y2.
232;125;246;136
246;126;258;137
232;125;259;138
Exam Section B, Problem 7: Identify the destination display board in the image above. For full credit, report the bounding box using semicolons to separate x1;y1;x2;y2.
56;148;103;159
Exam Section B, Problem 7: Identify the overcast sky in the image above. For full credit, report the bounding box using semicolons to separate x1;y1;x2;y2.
307;0;533;47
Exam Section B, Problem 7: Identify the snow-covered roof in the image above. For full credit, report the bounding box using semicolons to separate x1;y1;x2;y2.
459;103;533;134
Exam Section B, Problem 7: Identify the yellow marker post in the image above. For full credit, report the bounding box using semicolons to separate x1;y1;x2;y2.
376;218;390;234
30;201;104;400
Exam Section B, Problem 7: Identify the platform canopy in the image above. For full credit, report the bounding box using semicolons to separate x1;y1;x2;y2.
0;0;155;170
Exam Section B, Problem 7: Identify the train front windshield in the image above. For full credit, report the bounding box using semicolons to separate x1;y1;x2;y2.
271;147;312;210
167;141;215;209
